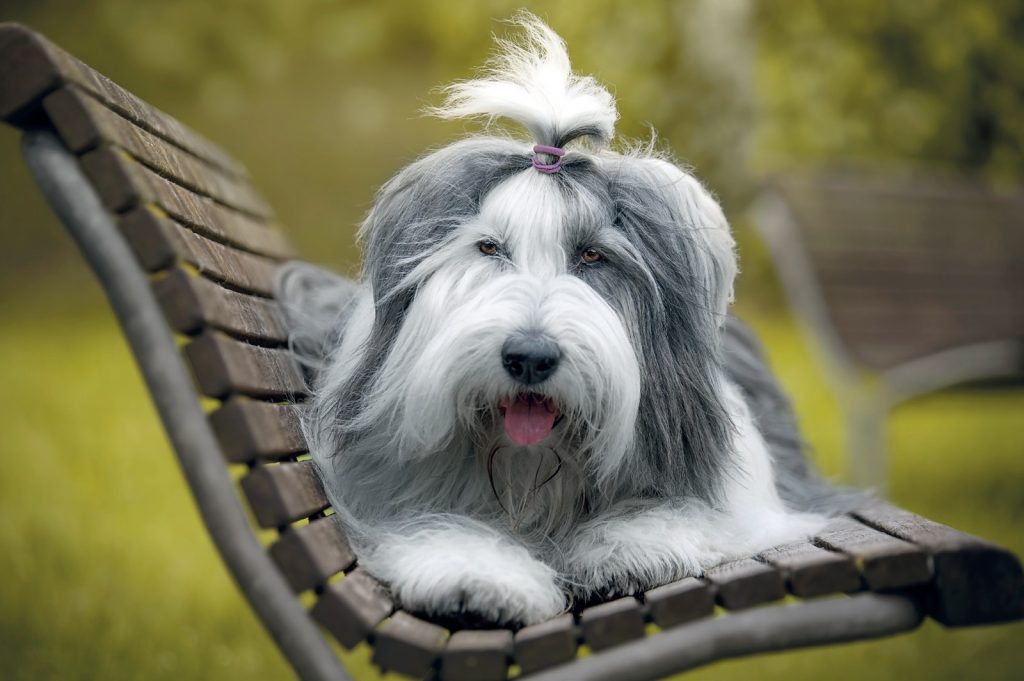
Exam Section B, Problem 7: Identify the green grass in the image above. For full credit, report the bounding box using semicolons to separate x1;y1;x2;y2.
0;272;1020;680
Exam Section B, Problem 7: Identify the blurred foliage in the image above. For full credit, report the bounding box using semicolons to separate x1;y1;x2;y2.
1;0;1022;275
757;0;1024;180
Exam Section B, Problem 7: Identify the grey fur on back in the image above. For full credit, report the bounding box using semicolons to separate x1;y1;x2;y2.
722;317;866;513
276;262;361;377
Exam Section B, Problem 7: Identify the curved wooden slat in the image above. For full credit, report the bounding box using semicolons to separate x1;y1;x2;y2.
372;611;448;679
311;568;394;649
0;22;247;177
209;396;307;464
814;516;931;591
440;630;513;681
119;206;280;297
155;267;288;346
513;613;578;676
644;577;715;629
854;504;1024;626
239;460;328;529
79;145;290;259
757;541;861;598
270;515;356;593
704;558;786;611
579;597;647;652
44;86;273;219
184;330;306;400
0;23;62;123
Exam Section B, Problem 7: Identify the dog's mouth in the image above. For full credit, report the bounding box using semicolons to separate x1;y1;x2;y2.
498;393;560;446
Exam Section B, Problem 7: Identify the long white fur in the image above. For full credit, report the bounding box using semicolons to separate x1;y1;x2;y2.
289;13;828;626
430;11;618;146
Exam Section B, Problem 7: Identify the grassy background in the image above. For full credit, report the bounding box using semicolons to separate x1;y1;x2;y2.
1;1;1022;679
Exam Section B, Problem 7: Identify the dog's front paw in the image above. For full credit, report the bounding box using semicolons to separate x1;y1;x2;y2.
368;533;566;627
398;564;566;628
563;554;695;602
560;507;728;601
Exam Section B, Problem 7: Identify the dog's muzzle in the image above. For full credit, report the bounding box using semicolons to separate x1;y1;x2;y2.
499;334;562;446
501;333;560;385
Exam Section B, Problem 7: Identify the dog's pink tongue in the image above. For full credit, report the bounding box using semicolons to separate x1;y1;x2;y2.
502;395;557;446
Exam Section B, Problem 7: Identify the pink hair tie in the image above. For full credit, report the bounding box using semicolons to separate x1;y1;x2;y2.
532;144;565;174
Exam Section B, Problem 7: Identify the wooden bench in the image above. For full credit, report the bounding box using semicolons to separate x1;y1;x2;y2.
2;23;1021;681
755;174;1024;488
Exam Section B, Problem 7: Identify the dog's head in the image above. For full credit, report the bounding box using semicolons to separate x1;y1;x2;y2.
315;14;737;519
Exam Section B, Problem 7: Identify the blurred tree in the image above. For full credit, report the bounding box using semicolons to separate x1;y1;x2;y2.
756;0;1024;182
1;0;1021;275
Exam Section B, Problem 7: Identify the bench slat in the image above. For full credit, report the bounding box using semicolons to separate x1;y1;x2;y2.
184;330;306;400
513;613;577;675
0;23;246;177
0;23;63;123
270;515;356;593
815;516;932;591
155;267;288;346
239;460;328;528
139;166;290;258
704;557;786;610
803;194;1023;245
311;568;394;649
579;596;646;652
209;396;306;464
813;252;1023;280
854;504;1024;626
372;611;448;679
119;207;279;297
80;145;290;259
822;301;1022;338
757;541;861;598
644;577;715;629
854;504;990;553
45;86;273;219
440;630;513;681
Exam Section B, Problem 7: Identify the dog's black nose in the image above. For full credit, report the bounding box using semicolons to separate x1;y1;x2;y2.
502;335;561;385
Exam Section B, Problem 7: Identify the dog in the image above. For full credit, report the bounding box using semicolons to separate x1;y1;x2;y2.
276;13;856;627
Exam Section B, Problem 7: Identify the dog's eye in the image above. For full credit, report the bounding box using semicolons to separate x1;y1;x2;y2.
478;239;499;257
580;247;603;265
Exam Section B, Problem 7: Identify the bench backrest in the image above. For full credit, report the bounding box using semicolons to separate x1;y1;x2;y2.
758;173;1024;374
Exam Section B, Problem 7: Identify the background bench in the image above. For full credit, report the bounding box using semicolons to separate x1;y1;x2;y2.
755;174;1024;488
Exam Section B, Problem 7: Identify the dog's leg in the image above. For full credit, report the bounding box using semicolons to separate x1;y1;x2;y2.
358;515;566;626
560;501;730;598
563;379;825;599
561;497;821;599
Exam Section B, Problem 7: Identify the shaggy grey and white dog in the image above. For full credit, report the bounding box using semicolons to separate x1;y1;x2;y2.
277;15;854;627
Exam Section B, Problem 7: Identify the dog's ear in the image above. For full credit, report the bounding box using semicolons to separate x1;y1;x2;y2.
603;157;736;501
274;261;361;373
358;139;530;307
642;158;737;322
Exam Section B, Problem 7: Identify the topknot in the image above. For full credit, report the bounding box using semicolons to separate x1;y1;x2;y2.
428;11;619;151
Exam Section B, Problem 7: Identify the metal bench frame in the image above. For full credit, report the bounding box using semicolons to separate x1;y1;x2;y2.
22;128;349;681
5;23;1021;681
